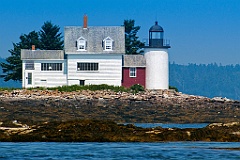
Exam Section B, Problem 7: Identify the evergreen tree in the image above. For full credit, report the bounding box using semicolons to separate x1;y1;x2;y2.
124;19;144;54
19;31;40;49
0;31;39;82
39;21;64;50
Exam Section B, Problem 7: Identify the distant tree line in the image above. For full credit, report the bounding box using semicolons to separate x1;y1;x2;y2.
169;62;240;100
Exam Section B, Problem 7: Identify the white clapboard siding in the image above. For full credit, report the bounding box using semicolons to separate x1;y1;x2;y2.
67;54;122;86
22;60;67;88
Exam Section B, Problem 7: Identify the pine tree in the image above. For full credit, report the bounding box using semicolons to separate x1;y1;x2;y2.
19;31;40;49
124;19;144;54
0;31;39;82
39;21;63;50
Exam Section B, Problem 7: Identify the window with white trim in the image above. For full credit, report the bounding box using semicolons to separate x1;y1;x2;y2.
77;62;99;71
25;61;34;70
103;37;113;51
77;37;87;51
41;63;62;71
129;67;136;77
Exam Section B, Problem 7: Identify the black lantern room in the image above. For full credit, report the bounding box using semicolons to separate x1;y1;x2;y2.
149;21;170;48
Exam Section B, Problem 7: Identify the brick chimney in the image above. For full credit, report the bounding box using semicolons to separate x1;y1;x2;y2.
32;45;35;50
83;14;88;28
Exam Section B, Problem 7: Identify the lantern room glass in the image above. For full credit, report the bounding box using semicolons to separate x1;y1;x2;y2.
150;31;164;40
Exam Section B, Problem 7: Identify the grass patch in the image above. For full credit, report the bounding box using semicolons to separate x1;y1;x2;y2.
0;87;20;91
28;84;130;92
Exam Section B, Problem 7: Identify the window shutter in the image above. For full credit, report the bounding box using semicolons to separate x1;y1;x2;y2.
86;41;87;49
75;41;78;48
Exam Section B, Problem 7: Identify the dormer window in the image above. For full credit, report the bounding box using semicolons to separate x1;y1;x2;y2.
77;37;87;51
103;37;114;51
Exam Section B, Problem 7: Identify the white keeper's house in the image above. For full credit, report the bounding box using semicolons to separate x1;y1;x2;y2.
21;16;170;89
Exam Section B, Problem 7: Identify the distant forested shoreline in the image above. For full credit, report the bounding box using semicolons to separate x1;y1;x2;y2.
170;62;240;100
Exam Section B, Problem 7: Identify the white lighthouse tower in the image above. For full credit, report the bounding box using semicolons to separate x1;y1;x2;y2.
144;21;170;90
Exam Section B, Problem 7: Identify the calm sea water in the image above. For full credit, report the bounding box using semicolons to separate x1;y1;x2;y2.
0;142;239;159
132;123;209;128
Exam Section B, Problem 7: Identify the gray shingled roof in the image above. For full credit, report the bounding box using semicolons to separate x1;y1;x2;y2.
64;26;125;54
123;55;146;67
21;50;64;60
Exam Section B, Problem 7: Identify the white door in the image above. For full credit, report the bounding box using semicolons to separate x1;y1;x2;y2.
25;72;34;88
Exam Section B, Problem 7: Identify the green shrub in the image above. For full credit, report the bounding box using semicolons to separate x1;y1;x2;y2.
29;84;129;92
169;86;178;92
130;84;145;93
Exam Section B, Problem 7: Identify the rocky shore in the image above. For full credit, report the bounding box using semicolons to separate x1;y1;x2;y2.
0;89;239;142
0;119;239;142
0;89;239;123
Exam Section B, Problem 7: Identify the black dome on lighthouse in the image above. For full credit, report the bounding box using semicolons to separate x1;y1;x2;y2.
149;21;164;32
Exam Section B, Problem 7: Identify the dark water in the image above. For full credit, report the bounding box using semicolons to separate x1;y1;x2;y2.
0;142;239;159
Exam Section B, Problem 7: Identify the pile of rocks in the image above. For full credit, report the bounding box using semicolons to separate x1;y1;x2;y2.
1;89;214;102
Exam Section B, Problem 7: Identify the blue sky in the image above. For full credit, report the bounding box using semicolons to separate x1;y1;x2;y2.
1;0;240;65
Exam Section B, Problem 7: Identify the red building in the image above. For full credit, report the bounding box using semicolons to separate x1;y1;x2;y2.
122;55;146;88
